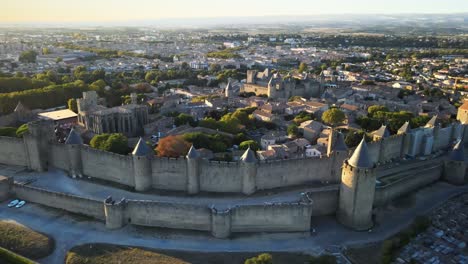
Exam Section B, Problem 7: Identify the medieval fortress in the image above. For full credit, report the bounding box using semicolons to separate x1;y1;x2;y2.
0;111;467;238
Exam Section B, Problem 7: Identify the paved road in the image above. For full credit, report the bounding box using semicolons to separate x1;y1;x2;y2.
1;180;467;264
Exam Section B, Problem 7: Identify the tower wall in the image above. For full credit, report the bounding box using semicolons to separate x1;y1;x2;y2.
444;160;466;185
186;158;200;194
67;145;83;178
337;162;376;230
23;120;54;171
211;207;231;239
242;162;257;195
104;197;126;229
133;155;152;192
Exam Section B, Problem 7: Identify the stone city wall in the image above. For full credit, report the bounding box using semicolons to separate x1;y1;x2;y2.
0;136;28;167
81;146;135;187
13;184;105;220
374;162;443;207
7;183;313;238
0;120;462;195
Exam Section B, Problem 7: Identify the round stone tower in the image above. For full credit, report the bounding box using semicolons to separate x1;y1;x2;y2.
337;137;376;231
444;140;466;185
186;145;201;195
240;147;257;195
132;138;153;192
65;127;83;178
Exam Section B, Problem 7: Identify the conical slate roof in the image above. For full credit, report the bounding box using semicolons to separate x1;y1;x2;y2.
449;140;465;162
398;121;411;134
186;145;200;159
240;147;257;163
65;128;83;145
425;115;438;128
132;138;152;156
225;80;233;91
348;137;373;168
14;101;28;112
333;132;348;151
373;125;390;138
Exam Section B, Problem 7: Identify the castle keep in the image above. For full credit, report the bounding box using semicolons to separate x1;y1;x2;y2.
241;68;321;99
0;115;466;237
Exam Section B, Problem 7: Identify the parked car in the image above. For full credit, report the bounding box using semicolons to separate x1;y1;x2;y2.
7;199;19;208
15;201;26;208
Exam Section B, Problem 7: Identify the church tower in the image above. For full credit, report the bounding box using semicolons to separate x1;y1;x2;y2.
337;137;376;230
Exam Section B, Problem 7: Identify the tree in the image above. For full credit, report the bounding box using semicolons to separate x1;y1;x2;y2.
368;105;389;117
345;130;370;148
287;124;299;137
156;135;191;158
68;98;78;113
19;50;38;63
298;62;308;73
174;113;196;127
210;63;222;73
239;140;260;151
16;124;29;138
42;47;51;55
244;253;272;264
322;108;345;127
90;133;129;155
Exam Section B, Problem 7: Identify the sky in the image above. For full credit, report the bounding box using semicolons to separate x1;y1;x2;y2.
1;0;468;24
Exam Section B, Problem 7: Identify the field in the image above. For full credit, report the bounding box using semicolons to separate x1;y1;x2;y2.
0;220;54;260
66;243;322;264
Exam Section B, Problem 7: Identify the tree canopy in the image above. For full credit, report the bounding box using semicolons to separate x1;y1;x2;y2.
90;133;129;155
322;108;346;127
156;135;191;158
19;50;38;63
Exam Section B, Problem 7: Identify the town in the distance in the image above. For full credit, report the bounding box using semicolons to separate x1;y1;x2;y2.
0;12;467;264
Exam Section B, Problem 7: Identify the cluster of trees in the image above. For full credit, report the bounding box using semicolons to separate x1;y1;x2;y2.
356;105;431;134
0;76;51;93
0;81;92;114
89;133;130;155
344;130;372;148
199;107;277;134
182;132;232;153
206;48;242;59
19;50;38;63
304;35;467;49
59;43;159;60
244;253;336;264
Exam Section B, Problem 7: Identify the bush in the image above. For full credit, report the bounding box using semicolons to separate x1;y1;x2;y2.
309;255;337;264
380;216;430;264
16;124;29;138
0;247;36;264
0;127;18;137
244;253;272;264
239;140;260;151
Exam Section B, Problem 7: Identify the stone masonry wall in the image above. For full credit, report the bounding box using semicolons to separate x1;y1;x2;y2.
0;136;28;167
